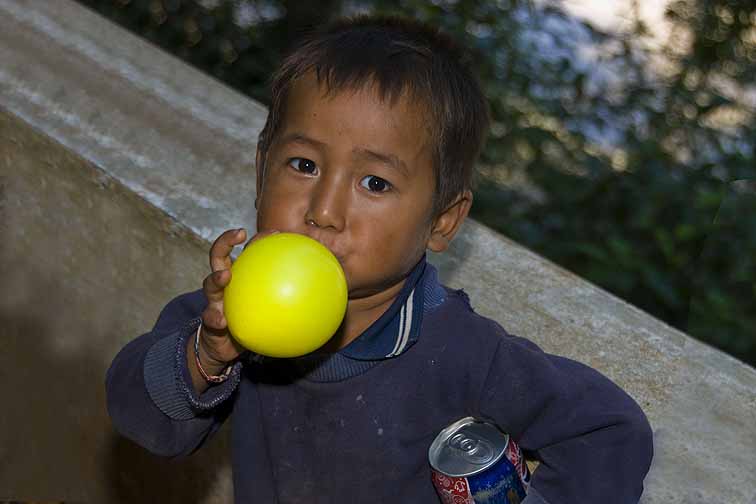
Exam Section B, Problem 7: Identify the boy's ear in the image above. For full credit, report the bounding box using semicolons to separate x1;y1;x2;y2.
427;190;473;253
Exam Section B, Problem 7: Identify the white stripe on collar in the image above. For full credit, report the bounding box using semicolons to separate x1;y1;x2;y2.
388;289;414;357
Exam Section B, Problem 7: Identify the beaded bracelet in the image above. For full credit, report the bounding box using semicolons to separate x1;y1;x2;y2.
194;323;233;384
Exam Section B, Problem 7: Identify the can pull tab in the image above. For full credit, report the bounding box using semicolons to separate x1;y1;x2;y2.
448;433;494;465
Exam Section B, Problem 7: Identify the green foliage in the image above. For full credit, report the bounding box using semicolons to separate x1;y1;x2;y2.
78;0;755;366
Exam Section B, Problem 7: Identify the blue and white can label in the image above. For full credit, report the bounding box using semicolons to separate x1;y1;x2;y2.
429;417;530;504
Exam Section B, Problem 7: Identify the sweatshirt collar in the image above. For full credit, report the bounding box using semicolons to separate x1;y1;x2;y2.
339;255;445;361
284;257;447;382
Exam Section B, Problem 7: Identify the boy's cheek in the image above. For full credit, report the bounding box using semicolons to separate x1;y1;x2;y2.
255;197;301;231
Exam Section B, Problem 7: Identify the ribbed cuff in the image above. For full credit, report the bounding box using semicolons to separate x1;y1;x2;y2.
144;318;242;420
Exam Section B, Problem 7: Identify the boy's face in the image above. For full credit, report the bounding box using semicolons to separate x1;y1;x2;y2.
255;74;469;300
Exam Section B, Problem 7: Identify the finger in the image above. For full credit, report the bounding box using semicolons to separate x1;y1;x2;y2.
201;306;227;332
203;269;230;302
210;228;247;272
243;229;280;250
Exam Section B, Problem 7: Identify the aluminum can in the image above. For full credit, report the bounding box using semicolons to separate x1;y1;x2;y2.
429;417;530;504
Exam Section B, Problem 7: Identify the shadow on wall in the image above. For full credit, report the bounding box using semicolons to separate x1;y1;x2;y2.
0;291;232;503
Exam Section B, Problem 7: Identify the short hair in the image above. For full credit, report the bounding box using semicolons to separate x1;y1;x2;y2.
257;15;490;214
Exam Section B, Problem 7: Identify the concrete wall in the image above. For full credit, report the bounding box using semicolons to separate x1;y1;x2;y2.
0;109;233;502
1;1;754;502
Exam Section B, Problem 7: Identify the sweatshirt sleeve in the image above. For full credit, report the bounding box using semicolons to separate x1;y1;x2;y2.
475;325;653;504
105;290;243;457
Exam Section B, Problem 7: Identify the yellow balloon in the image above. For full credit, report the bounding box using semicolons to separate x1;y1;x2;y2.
224;232;347;357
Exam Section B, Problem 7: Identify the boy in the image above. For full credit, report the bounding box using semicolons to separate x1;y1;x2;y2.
106;15;653;503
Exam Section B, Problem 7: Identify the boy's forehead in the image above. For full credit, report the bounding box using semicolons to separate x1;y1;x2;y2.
278;73;434;161
284;72;430;129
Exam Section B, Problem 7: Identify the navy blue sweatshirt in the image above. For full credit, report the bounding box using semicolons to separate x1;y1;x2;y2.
106;258;653;503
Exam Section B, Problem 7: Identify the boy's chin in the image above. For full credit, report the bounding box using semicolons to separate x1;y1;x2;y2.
345;274;410;302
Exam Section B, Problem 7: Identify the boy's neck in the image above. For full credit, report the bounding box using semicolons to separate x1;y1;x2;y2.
321;279;407;352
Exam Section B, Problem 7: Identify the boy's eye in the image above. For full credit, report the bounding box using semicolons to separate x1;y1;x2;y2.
289;157;318;175
360;175;392;193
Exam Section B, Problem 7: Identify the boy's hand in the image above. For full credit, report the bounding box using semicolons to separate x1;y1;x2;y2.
199;228;277;367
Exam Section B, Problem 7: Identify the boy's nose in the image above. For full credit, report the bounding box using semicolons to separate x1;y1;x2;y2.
305;175;347;231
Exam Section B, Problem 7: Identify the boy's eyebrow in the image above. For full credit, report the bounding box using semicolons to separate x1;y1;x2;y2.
352;148;409;178
278;132;327;150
